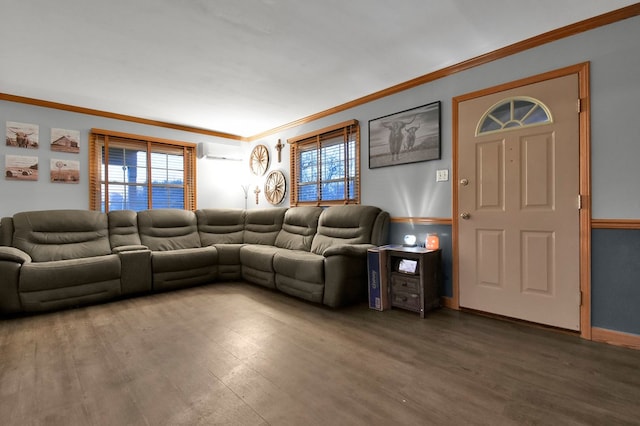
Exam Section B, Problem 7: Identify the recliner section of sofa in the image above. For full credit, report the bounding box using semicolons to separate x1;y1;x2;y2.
239;208;288;289
0;205;389;314
274;205;389;307
138;209;218;292
4;210;121;313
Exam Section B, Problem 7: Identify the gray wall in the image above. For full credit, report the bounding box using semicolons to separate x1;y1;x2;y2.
0;101;250;217
256;15;640;219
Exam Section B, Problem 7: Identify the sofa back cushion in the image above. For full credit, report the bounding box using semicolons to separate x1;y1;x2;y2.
12;210;112;262
274;206;322;251
311;205;382;255
137;209;201;251
0;216;14;246
244;208;287;245
371;210;391;246
108;210;142;248
196;209;246;245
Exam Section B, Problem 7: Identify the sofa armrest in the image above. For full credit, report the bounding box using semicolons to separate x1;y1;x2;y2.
0;246;31;264
115;246;152;296
112;244;149;254
0;247;29;314
322;243;375;258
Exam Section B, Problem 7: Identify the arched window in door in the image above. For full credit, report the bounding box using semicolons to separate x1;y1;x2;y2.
476;97;552;136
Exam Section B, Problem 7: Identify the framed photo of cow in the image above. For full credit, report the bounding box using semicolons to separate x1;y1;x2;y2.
5;121;39;150
368;101;440;169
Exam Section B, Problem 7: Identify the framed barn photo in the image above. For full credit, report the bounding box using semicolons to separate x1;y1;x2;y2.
51;128;80;153
368;101;441;169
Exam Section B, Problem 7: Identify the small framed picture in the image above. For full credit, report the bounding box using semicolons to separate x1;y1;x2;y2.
50;159;80;183
6;121;39;149
51;128;80;153
5;155;38;181
369;101;441;169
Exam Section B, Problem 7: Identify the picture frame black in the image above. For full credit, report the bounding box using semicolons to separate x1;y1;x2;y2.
368;100;441;169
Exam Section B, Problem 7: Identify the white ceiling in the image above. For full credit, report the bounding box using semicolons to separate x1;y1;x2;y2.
1;1;637;138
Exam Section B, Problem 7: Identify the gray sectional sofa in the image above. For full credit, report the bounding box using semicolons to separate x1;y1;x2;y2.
0;205;389;314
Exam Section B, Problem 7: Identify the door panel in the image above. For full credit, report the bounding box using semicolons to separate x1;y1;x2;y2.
521;230;553;295
458;74;580;330
477;229;504;288
521;132;553;209
477;140;504;210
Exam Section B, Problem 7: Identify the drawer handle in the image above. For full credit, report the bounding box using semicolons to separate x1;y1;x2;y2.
395;294;419;302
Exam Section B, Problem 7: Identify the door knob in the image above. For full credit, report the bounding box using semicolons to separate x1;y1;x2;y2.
460;178;469;186
460;212;471;220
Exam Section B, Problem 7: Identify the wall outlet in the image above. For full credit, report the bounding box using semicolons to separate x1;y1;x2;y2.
436;169;449;182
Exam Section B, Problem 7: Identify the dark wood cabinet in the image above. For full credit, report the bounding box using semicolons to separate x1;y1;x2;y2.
387;247;441;318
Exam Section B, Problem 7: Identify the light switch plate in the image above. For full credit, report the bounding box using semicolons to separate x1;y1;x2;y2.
436;169;449;182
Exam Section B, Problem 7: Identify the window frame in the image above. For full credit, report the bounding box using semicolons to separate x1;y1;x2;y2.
89;128;197;212
476;96;553;136
288;119;360;206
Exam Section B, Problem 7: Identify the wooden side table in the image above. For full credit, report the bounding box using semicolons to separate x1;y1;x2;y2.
387;247;441;318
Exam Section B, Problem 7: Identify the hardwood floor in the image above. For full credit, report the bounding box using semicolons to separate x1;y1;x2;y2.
1;282;638;425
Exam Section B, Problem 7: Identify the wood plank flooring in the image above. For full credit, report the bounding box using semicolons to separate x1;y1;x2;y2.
1;282;639;425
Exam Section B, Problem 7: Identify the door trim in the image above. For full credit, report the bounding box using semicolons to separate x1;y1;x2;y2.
452;62;592;339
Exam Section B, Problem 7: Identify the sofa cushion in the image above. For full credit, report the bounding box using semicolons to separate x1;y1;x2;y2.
150;246;218;291
151;246;217;273
108;210;142;248
12;210;112;262
274;250;325;304
214;243;243;280
274;206;322;251
244;208;287;245
137;209;201;251
273;250;325;284
311;205;382;255
197;209;245;245
239;245;283;272
20;254;121;292
214;243;243;264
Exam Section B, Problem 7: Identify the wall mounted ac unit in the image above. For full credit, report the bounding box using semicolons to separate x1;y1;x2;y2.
197;142;244;161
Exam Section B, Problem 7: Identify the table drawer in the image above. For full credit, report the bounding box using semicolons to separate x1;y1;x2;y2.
391;290;421;311
391;274;421;292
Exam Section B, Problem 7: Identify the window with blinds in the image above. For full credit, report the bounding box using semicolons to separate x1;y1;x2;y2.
89;129;196;212
288;120;360;206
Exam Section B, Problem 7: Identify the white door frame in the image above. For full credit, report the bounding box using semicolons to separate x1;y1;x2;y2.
451;62;592;339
